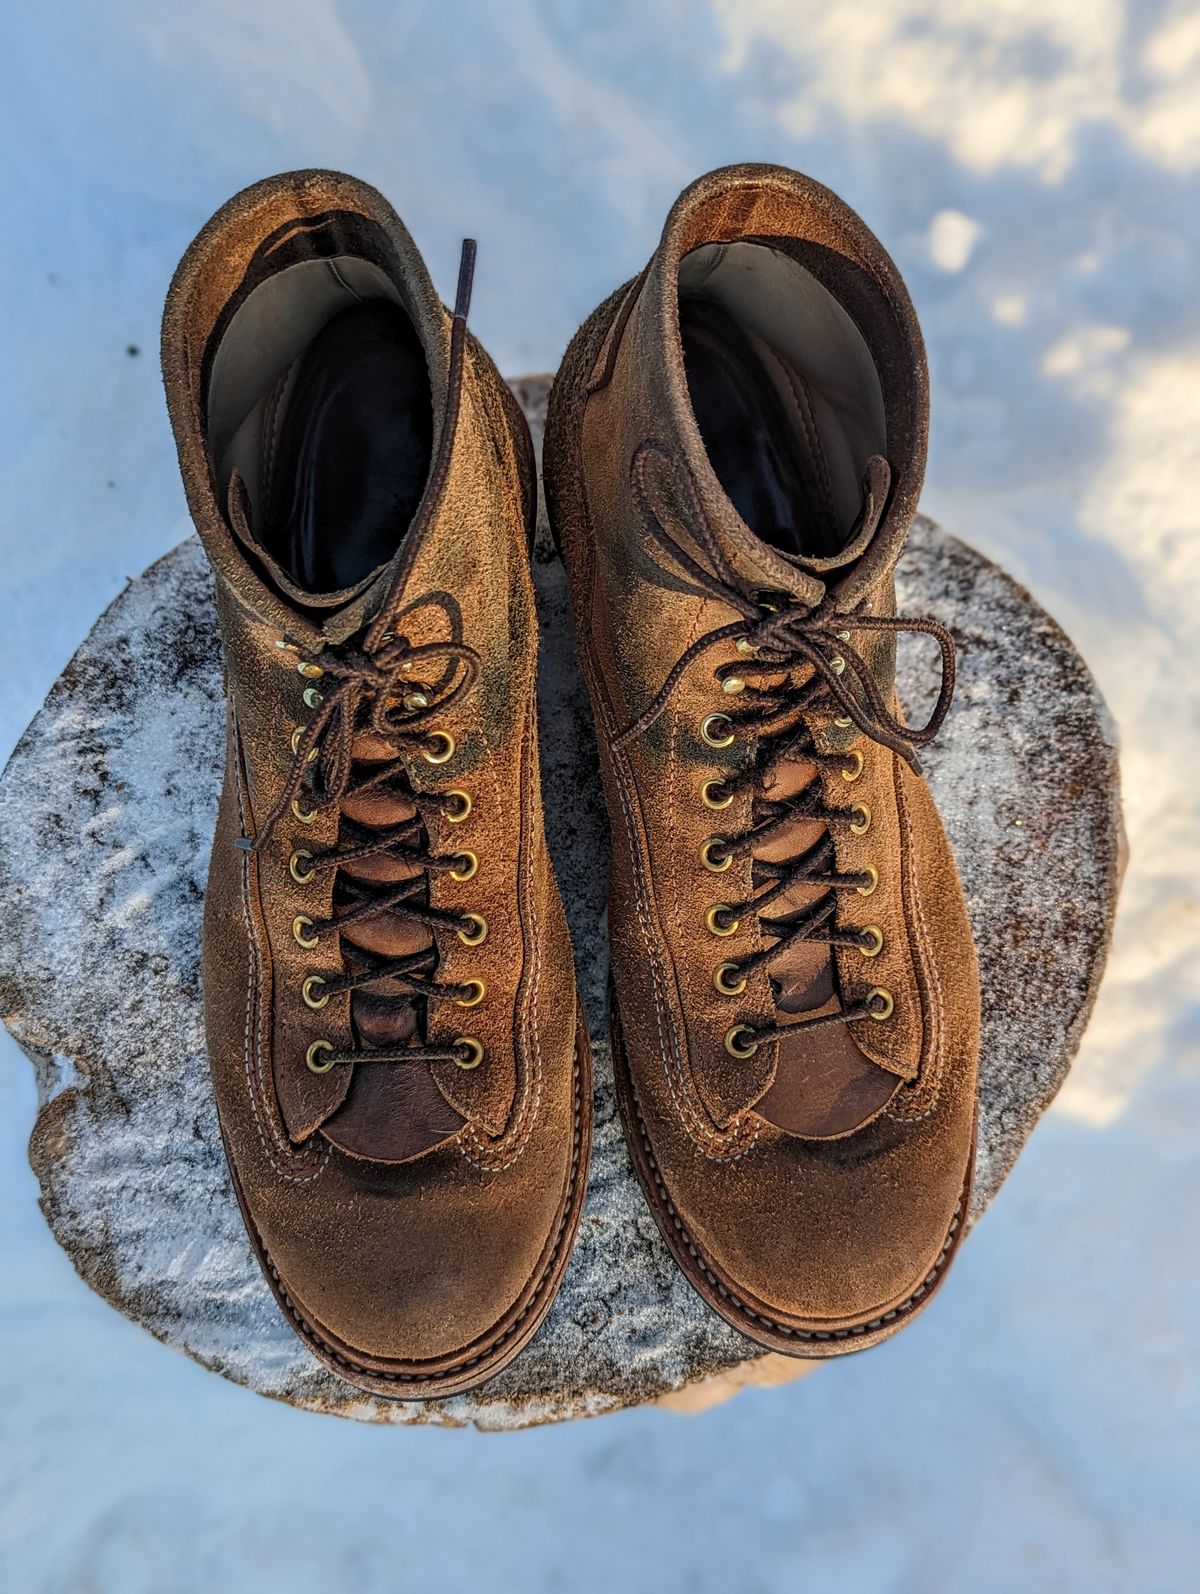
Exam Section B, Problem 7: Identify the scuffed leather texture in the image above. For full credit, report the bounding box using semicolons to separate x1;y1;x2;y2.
545;163;979;1353
162;170;589;1396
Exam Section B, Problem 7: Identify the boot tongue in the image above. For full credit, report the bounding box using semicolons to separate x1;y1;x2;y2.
225;473;393;640
745;453;902;1139
322;732;465;1164
699;454;891;615
785;454;891;578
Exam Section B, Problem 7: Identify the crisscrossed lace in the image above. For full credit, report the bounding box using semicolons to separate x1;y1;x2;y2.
625;438;957;1048
236;241;487;1073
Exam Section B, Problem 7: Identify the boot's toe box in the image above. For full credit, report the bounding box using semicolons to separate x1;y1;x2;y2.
238;1096;581;1389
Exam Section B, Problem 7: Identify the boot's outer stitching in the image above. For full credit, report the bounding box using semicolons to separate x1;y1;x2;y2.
233;716;330;1184
884;752;946;1124
458;423;550;1169
609;679;759;1161
460;693;549;1170
560;284;759;1162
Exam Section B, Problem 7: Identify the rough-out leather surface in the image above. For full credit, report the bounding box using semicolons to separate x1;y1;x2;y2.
158;172;587;1395
0;375;1121;1427
544;167;983;1348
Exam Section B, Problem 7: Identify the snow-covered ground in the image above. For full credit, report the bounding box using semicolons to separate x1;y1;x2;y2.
2;2;1197;1588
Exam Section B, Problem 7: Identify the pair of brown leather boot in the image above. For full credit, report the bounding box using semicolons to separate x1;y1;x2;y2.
162;164;979;1398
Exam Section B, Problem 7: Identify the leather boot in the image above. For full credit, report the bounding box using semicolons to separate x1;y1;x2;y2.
163;170;590;1395
545;164;978;1353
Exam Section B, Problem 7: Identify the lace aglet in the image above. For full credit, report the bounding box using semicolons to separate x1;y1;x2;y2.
234;834;260;853
454;239;477;322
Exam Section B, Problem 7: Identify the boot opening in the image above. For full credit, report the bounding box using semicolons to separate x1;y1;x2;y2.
206;255;433;597
678;240;886;562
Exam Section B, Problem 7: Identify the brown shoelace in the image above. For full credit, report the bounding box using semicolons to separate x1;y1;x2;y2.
237;242;486;1072
624;438;956;1047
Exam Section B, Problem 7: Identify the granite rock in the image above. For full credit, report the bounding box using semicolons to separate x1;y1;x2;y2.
0;376;1122;1428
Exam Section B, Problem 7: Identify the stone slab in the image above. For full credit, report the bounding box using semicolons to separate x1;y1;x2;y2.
0;375;1122;1428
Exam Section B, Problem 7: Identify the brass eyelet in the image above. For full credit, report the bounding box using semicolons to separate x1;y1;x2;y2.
457;912;488;947
858;924;884;958
297;660;325;681
830;655;846;676
292;915;319;949
721;675;746;696
700;837;733;873
291;797;317;825
275;639;299;654
840;749;865;782
836;630;851;643
724;1024;759;1059
849;801;872;837
867;987;894;1021
455;1036;484;1070
305;1040;335;1073
290;730;318;765
705;904;739;937
834;715;853;729
735;637;756;655
856;864;879;898
454;979;487;1009
713;962;747;997
302;975;330;1011
701;778;733;811
449;850;478;882
443;789;472;824
700;713;735;749
289;849;315;885
403;691;430;711
302;685;324;710
423;730;455;765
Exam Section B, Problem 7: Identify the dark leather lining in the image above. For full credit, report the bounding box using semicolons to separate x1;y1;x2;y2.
257;299;433;594
680;291;844;560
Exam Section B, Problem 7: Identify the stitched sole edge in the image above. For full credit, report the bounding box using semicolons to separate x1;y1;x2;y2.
611;988;975;1357
220;1012;592;1401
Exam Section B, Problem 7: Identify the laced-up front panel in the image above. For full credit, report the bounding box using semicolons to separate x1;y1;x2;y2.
625;438;956;1060
246;632;489;1072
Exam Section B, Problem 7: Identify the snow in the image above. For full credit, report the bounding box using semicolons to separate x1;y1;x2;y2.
1;0;1197;1588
